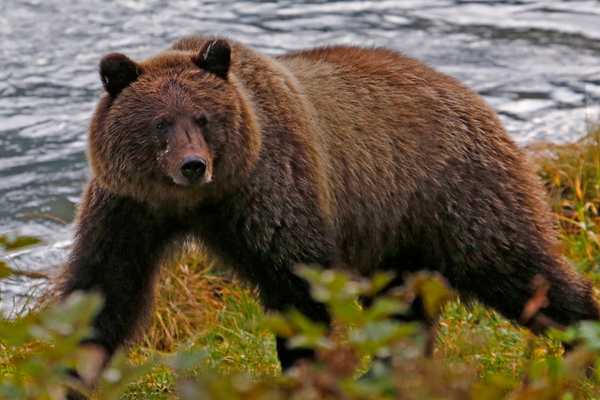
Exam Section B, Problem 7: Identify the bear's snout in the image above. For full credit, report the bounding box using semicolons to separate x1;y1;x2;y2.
180;156;207;182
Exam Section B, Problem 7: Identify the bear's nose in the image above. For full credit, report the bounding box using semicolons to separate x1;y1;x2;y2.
181;156;207;182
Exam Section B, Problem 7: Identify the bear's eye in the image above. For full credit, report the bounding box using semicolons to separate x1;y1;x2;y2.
156;122;168;132
196;115;208;128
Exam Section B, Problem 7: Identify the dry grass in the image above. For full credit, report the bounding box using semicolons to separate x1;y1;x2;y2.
146;254;237;352
137;253;279;374
527;127;600;286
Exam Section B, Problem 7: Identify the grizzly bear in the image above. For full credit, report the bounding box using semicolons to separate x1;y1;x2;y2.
62;34;599;390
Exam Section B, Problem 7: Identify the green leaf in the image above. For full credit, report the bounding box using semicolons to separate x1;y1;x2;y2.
0;261;14;279
0;235;43;251
168;348;207;371
577;320;600;350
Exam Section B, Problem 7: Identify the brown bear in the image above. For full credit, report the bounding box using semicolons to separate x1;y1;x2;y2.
62;34;599;391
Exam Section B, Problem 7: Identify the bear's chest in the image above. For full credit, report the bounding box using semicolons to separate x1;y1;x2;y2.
187;198;334;282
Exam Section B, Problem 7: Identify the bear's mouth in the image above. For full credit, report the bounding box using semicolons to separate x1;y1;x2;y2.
157;174;183;188
161;173;209;188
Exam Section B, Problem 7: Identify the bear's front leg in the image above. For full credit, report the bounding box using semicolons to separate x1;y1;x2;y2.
61;179;179;396
257;270;331;370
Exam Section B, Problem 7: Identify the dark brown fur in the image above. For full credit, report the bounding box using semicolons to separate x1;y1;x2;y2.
63;35;599;388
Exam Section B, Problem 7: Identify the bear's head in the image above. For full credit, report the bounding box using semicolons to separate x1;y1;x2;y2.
88;38;261;207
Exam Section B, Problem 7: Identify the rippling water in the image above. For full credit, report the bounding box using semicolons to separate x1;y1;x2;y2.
1;0;600;300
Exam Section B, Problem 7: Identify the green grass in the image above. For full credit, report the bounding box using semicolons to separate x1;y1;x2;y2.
438;301;563;379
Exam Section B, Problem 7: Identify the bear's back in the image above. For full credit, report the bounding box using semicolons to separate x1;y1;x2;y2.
276;46;537;272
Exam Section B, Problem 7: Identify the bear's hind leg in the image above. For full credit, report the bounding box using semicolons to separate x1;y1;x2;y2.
446;247;600;338
430;169;600;338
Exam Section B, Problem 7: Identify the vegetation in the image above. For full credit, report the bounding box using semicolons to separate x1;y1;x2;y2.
2;127;600;399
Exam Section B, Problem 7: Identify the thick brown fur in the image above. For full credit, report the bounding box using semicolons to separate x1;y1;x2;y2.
63;34;599;389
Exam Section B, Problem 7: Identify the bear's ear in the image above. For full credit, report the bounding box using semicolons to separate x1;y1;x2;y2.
99;53;140;98
191;39;231;80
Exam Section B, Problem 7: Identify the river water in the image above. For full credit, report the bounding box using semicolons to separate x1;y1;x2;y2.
1;0;600;303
